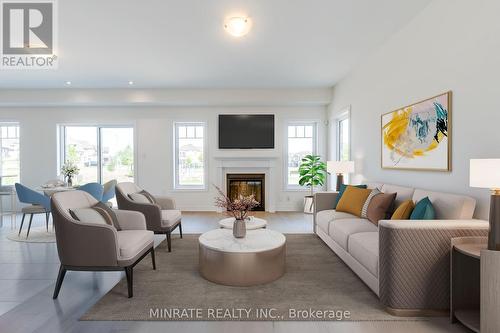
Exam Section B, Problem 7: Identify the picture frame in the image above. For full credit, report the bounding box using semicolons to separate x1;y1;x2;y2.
381;91;452;171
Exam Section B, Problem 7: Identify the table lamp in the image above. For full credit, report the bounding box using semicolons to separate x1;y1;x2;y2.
327;161;355;192
470;159;500;251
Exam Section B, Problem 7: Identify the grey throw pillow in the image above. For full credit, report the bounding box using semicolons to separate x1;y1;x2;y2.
128;190;156;204
69;202;121;230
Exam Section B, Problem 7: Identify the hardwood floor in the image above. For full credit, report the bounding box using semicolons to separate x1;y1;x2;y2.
0;212;468;333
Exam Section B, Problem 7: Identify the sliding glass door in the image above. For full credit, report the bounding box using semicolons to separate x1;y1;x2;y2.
100;127;134;183
61;125;134;184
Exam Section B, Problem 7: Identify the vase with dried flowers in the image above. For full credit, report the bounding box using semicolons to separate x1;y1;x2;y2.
214;185;259;238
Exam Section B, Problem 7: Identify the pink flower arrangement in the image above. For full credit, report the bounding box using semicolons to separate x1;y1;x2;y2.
214;185;259;220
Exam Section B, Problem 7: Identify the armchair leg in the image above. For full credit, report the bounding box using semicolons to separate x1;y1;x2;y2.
151;247;156;270
125;266;133;298
26;214;34;239
179;222;183;239
166;232;172;252
53;265;67;299
18;213;26;236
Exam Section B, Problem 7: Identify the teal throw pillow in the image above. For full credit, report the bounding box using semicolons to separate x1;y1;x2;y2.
333;184;368;209
410;197;435;220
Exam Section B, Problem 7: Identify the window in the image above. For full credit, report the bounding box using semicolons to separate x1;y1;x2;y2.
332;111;350;189
60;125;134;184
337;116;350;161
286;123;316;187
174;122;206;189
0;123;20;186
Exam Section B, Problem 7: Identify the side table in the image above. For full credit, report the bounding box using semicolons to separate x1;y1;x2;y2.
451;236;500;333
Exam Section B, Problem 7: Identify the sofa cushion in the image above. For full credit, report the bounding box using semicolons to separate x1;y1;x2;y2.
128;192;151;204
348;232;379;277
161;209;182;227
316;209;356;234
391;200;415;219
361;188;381;218
333;184;367;209
336;186;372;217
412;189;476;219
381;184;415;208
329;218;377;250
366;192;396;225
70;207;115;229
117;230;154;259
410;197;436;220
316;210;358;233
93;201;121;230
139;190;157;204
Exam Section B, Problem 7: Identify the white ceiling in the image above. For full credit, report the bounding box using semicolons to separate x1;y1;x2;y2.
0;0;432;88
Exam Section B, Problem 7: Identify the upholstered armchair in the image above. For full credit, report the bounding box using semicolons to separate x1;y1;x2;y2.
115;182;182;252
50;190;155;299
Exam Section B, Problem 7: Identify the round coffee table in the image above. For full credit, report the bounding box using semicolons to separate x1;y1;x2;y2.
199;229;286;286
218;216;267;230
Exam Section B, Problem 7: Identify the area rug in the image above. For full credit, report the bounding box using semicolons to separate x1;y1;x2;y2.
7;227;55;243
82;234;417;321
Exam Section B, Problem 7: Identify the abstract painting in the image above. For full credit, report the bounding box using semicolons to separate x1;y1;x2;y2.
381;92;451;171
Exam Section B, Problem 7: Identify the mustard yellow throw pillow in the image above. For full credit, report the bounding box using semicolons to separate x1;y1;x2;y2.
391;200;415;220
336;186;372;217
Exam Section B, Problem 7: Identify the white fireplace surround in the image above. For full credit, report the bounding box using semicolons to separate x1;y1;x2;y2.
214;156;279;213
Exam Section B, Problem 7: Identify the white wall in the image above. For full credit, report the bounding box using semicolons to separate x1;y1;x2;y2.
0;104;327;211
328;0;500;219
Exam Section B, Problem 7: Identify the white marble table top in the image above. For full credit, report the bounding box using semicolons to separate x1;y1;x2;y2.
199;229;286;253
37;186;76;196
218;216;267;230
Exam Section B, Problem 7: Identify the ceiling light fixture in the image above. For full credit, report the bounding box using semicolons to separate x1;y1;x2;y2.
128;81;134;85
65;81;71;86
224;16;251;37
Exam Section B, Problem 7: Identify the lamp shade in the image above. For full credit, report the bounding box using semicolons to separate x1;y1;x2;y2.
327;161;354;174
470;159;500;189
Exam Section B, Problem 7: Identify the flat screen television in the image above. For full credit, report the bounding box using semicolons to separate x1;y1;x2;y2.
219;114;275;149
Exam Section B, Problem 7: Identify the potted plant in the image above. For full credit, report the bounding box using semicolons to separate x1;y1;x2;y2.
61;162;80;187
298;154;327;214
214;185;259;238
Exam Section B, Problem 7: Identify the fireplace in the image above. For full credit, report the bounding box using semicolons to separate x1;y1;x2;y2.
226;173;265;211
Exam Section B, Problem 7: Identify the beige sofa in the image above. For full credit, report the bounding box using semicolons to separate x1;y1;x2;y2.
314;182;489;315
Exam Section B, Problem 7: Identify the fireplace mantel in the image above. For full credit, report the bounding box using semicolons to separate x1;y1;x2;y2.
213;156;279;212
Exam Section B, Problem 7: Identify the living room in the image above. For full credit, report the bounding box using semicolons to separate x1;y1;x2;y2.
0;0;499;332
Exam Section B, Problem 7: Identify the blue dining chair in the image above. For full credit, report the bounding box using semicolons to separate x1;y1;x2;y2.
102;179;117;204
15;183;51;238
78;182;104;201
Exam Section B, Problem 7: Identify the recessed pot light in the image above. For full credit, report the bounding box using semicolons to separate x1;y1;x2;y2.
128;81;134;85
65;81;71;86
224;16;252;37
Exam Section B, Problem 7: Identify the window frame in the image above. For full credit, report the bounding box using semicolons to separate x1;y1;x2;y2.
173;121;207;191
58;124;136;184
336;111;351;162
284;121;318;191
332;108;351;189
0;122;21;185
